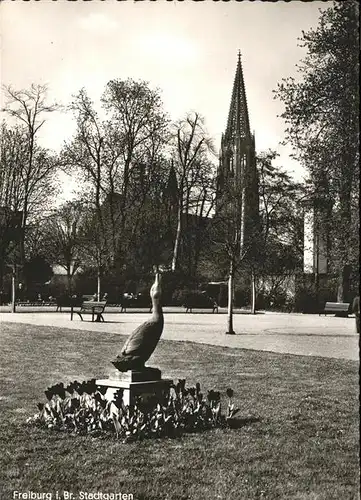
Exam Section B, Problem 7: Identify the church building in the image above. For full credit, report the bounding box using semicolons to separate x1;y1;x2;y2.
217;51;259;250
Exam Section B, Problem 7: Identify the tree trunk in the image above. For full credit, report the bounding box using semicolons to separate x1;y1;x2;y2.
226;259;236;334
337;183;352;302
172;203;183;272
97;268;101;301
337;264;351;302
67;273;73;295
11;267;16;313
251;271;256;314
314;231;320;307
193;231;202;278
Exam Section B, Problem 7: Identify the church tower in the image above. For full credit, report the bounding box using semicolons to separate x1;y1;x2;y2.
217;52;259;250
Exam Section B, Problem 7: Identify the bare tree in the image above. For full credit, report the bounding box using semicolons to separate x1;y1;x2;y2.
42;201;85;293
61;89;114;265
2;84;58;228
186;162;217;277
170;112;216;272
212;177;252;333
101;78;169;251
1;85;58;273
0;121;57;300
62;81;169;273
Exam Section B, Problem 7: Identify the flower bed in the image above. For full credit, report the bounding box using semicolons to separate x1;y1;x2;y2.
27;379;239;442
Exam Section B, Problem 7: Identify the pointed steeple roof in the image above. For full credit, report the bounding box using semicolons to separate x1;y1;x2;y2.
225;51;251;141
163;160;178;207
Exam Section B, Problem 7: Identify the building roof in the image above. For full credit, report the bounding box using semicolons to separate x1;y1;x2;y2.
225;51;251;142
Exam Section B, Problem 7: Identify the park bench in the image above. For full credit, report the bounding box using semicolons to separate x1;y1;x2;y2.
320;302;350;317
17;300;43;306
17;300;56;306
56;296;83;312
184;294;219;313
71;300;107;322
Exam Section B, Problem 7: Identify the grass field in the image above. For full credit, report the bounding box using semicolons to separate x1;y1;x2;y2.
0;322;359;500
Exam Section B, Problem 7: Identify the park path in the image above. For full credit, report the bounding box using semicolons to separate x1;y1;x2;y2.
1;307;359;361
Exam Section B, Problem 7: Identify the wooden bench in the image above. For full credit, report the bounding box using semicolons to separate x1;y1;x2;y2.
71;301;107;322
18;301;56;307
184;295;219;313
320;302;350;317
56;296;83;312
185;303;219;313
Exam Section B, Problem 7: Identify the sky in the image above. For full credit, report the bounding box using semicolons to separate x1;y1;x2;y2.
0;0;328;198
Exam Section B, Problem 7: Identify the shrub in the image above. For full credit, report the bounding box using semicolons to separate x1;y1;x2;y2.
27;379;239;442
268;290;288;310
172;289;191;306
172;290;217;309
160;271;198;305
234;288;250;308
217;285;228;307
0;290;11;305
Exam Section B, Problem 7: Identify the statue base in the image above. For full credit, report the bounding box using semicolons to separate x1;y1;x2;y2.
96;367;173;406
106;367;162;382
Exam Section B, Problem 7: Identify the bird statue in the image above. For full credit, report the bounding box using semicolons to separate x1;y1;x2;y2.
112;273;164;372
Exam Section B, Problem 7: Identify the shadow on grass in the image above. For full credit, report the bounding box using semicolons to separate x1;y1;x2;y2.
227;416;261;429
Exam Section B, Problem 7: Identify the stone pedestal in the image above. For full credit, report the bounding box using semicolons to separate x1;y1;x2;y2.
96;368;173;407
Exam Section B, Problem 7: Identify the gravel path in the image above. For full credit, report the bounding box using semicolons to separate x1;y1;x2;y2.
1;307;359;360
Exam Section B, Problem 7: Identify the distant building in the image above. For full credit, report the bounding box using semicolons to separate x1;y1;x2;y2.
217;52;259;250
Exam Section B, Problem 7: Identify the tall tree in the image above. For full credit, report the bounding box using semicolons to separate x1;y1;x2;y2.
274;1;359;301
78;203;109;301
61;89;120;267
169;112;216;273
62;81;169;274
101;79;169;262
124;157;174;276
0;120;57;292
42;201;85;293
211;176;253;333
256;151;304;306
0;124;26;281
184;161;217;278
1;85;58;277
258;151;304;253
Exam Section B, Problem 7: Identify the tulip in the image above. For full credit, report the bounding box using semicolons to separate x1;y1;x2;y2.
226;388;234;399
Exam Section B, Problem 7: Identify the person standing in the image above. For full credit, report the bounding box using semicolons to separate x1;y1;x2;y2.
352;295;360;333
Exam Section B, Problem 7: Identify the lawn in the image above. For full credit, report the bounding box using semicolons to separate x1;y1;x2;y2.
0;322;359;500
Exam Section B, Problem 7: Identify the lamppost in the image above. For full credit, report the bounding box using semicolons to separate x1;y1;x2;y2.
11;264;16;313
8;263;22;313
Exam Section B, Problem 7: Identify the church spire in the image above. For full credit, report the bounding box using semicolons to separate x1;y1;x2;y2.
225;51;251;141
217;50;259;240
